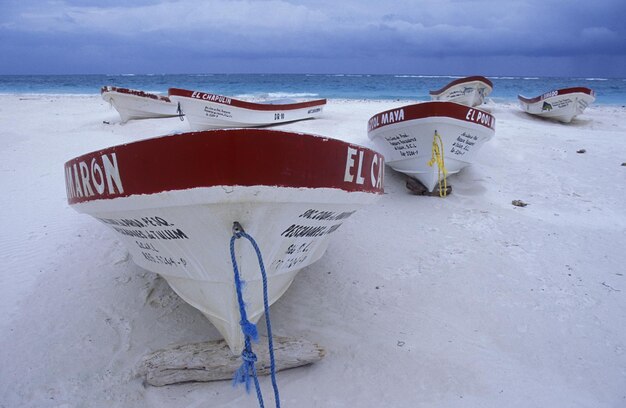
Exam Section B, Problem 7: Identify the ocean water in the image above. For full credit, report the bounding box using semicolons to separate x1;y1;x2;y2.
0;74;624;105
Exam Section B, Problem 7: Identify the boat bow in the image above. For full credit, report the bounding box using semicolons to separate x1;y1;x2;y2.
65;129;384;354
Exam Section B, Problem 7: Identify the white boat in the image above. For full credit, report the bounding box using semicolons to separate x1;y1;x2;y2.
64;129;384;354
367;101;495;192
517;87;595;123
101;86;179;123
429;76;493;107
168;87;326;130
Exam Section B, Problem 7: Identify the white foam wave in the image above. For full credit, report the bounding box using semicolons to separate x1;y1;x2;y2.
394;75;461;79
235;92;320;100
267;92;319;98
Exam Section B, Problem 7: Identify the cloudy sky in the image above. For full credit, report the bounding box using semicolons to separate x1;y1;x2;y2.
1;0;625;77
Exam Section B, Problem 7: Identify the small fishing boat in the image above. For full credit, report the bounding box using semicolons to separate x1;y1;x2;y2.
429;76;493;107
65;129;384;355
168;87;326;130
517;87;595;123
367;101;495;193
101;86;179;123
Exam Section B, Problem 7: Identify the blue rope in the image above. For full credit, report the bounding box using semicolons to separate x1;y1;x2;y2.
229;222;281;408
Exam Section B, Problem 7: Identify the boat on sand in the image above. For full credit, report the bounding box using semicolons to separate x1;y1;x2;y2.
168;87;326;130
64;128;384;355
517;87;595;123
429;76;493;107
101;86;179;123
367;101;495;193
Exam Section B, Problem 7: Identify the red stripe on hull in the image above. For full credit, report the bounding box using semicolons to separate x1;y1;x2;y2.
517;87;595;104
367;101;495;133
168;88;327;111
65;129;384;205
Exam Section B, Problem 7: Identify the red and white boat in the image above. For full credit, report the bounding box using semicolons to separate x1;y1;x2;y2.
64;129;384;354
168;87;326;130
101;86;179;123
429;76;493;107
517;87;595;123
367;101;495;192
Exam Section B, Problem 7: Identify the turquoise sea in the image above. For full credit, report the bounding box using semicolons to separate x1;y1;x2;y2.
0;74;624;105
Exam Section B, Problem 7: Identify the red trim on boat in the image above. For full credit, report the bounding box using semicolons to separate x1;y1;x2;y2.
429;76;493;96
101;86;171;103
517;87;595;104
168;88;327;111
367;101;496;133
65;129;384;205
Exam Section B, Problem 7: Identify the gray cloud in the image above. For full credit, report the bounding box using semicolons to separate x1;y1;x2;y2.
1;0;624;75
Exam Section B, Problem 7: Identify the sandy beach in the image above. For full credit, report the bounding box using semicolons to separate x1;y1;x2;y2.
1;95;625;407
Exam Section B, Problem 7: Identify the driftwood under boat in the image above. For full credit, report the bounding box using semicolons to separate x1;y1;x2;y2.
405;177;452;197
137;336;325;386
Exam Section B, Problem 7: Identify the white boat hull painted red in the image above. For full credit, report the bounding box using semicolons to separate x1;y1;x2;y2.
368;102;495;192
169;88;326;130
65;129;384;354
518;87;595;123
429;76;493;107
101;86;179;123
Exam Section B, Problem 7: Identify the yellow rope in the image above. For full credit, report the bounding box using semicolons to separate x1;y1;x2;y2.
427;130;448;197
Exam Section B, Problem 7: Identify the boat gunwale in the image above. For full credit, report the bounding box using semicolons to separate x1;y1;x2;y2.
101;86;172;103
428;76;494;96
517;87;595;104
168;87;327;111
64;129;384;206
367;101;496;135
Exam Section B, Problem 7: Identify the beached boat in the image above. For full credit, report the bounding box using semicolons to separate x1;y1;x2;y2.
168;87;326;130
367;101;495;192
101;86;179;123
64;128;384;355
517;87;595;123
429;76;493;107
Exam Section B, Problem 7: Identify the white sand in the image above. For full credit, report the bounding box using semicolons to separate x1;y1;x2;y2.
1;95;625;407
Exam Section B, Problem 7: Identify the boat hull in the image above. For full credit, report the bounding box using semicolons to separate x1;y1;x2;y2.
102;87;179;123
368;102;495;191
518;88;595;123
169;88;326;130
72;188;374;354
65;129;384;354
429;76;493;107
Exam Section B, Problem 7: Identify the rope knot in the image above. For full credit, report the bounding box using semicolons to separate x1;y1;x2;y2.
229;221;281;407
233;349;257;393
241;349;258;363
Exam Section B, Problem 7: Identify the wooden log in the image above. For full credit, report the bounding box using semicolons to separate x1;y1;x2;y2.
137;336;325;386
405;177;452;197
